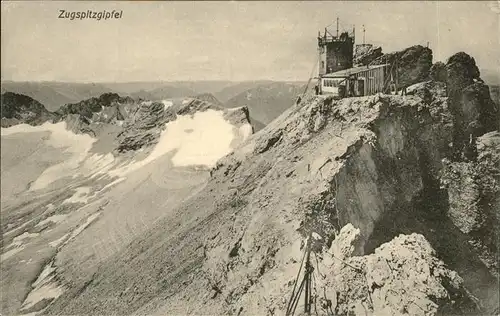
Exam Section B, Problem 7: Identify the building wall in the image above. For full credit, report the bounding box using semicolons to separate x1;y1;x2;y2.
321;66;386;97
319;49;327;76
361;67;385;95
325;37;354;73
318;32;354;76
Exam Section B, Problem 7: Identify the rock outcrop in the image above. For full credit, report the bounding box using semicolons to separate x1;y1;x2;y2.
430;61;447;82
1;92;59;127
354;44;383;66
440;131;500;276
445;52;499;159
372;45;433;88
406;59;499;281
315;224;479;316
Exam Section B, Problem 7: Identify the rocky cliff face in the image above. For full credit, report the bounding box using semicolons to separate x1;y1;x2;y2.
440;132;500;276
1;92;59;127
445;52;499;159
45;89;497;315
316;224;478;316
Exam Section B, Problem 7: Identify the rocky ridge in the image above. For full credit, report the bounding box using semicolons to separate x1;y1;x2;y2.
1;92;59;128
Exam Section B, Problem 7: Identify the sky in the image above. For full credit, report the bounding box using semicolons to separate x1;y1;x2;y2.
1;1;499;82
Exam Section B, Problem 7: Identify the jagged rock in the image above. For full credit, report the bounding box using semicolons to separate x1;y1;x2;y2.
446;52;481;89
354;44;383;66
440;131;500;276
318;226;480;316
222;106;252;127
57;92;136;123
490;85;500;107
177;98;213;116
430;61;447;82
115;100;176;153
406;80;447;104
1;92;59;127
63;114;97;137
372;45;433;88
445;52;500;159
193;93;224;107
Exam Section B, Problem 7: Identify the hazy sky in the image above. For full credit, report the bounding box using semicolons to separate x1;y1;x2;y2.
1;1;499;82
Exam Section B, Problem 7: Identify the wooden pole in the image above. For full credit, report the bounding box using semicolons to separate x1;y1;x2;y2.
336;17;339;38
363;24;365;45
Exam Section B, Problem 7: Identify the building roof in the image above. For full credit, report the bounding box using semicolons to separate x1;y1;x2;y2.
322;64;389;78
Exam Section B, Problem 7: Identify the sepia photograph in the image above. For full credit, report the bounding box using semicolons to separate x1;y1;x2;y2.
1;1;499;315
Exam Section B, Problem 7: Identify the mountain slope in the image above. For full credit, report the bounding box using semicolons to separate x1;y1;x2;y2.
43;90;498;315
1;93;253;316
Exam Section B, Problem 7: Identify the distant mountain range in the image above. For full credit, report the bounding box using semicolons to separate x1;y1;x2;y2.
1;80;306;131
1;81;112;112
225;82;305;125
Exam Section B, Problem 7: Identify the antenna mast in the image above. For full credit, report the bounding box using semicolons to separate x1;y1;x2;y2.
336;17;339;37
363;24;366;45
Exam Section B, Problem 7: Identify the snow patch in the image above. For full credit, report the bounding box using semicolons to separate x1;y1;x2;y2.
11;232;40;247
32;262;57;288
3;219;34;236
49;234;69;248
20;260;64;313
85;153;116;179
63;212;101;246
62;187;91;205
36;214;68;227
1;122;97;191
110;109;239;176
162;100;173;110
239;123;253;140
1;245;26;262
98;177;126;192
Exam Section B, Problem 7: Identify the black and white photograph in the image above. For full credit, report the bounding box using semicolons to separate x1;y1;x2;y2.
1;1;499;315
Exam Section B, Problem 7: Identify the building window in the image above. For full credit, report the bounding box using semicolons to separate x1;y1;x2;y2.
321;61;325;70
